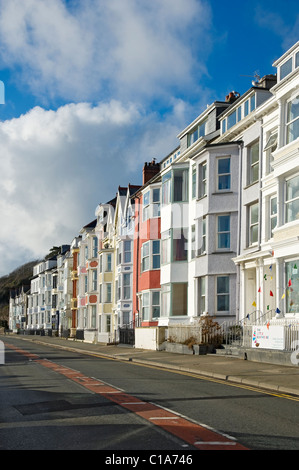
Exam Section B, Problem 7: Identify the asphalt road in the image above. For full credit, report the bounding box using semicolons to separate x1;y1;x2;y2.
1;336;299;452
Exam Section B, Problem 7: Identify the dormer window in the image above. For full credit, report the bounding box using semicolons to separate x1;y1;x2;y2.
277;47;299;82
187;120;207;147
221;93;256;134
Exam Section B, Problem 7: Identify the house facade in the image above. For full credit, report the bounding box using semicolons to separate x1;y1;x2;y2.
9;41;299;350
232;41;299;323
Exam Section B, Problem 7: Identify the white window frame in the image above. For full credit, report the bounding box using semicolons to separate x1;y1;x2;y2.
216;275;230;313
286;94;299;145
217;157;231;191
141;240;160;272
248;141;259;184
217;214;231;251
285;174;299;223
269;195;277;238
248;202;259;246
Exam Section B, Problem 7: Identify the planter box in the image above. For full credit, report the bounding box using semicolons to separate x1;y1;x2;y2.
165;343;194;355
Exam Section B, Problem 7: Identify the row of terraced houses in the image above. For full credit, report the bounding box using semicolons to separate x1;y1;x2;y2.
9;42;299;351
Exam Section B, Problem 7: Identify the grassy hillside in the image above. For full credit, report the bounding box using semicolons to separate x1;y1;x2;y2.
0;260;38;325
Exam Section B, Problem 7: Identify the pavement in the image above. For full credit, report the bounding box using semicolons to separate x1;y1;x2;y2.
2;333;299;398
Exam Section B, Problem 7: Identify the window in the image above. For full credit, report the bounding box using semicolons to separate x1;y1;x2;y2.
142;292;150;320
237;106;242;122
173;168;188;202
286;95;299;144
162;172;171;205
142;291;160;321
141;242;150;271
161;230;171;264
217;215;230;250
280;57;292;80
270;196;277;238
285;175;299;223
227;110;236;129
91;305;96;328
216;276;229;312
173;228;188;261
198;162;207;198
199;217;206;255
187;120;206;147
141;240;160;271
92;237;98;258
217;157;231;190
152;240;160;269
264;131;277;174
124;240;131;263
106;315;111;333
84;275;88;293
92;270;97;291
152;291;160;318
143;190;150;221
249;203;259;245
123;273;131;300
250;94;256;112
172;283;188;316
152;188;160;217
106;253;112;272
249;141;259;184
285;260;299;313
105;283;112;303
191;224;196;259
198;277;206;315
244;100;249;117
192;165;196;199
161;284;171;317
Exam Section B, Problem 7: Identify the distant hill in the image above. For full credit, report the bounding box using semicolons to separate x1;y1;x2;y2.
0;260;38;324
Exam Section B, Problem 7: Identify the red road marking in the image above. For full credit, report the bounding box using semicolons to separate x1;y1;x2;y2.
4;342;249;450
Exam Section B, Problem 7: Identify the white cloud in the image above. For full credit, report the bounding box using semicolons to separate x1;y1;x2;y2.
0;98;197;276
0;0;215;275
0;0;212;104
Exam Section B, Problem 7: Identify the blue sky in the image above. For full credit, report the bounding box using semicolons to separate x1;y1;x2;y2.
0;0;298;276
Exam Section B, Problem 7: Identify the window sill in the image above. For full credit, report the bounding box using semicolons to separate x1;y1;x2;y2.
211;191;233;195
244;181;259;190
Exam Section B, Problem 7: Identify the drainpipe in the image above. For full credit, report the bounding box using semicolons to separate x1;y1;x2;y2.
236;142;243;322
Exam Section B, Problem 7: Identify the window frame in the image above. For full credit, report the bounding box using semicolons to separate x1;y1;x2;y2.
217;157;231;191
286;94;299;145
141;240;161;272
216;275;230;313
248;202;259;246
217;214;231;251
285;174;299;223
248;141;259;185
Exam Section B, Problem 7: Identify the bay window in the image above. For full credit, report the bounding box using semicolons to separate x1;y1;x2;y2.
162;167;189;205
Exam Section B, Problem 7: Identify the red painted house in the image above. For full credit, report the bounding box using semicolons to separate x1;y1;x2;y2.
132;160;161;327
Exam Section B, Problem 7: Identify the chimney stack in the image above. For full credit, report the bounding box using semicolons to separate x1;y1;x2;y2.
142;159;160;185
